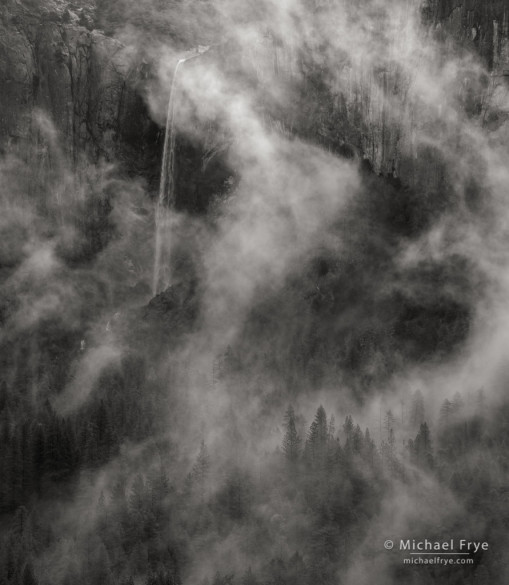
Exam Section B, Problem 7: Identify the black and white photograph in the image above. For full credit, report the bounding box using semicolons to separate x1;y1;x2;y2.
0;0;507;583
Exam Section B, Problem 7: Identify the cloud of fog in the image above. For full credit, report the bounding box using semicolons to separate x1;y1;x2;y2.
125;0;509;578
7;0;509;583
0;108;156;405
130;0;502;423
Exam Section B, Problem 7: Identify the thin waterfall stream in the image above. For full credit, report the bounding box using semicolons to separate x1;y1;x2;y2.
152;58;185;296
152;48;209;296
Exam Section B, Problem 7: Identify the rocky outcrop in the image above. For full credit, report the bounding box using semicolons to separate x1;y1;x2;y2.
2;0;509;210
0;0;159;179
424;0;509;69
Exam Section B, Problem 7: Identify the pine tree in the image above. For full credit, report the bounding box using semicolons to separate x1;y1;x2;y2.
384;410;395;441
306;406;328;466
326;415;338;469
363;428;376;464
388;428;395;451
343;415;354;441
282;406;301;464
149;464;170;507
352;424;364;454
327;415;336;442
412;422;433;469
219;469;251;520
410;390;425;428
439;399;452;427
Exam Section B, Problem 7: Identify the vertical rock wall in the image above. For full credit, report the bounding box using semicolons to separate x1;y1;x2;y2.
0;1;159;179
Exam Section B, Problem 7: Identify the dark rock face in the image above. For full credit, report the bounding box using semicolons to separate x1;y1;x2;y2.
0;0;160;179
425;0;509;71
3;0;509;195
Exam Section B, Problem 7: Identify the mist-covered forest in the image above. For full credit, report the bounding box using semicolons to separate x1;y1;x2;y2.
1;0;509;584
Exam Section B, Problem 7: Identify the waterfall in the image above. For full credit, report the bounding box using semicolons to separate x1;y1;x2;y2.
152;58;185;296
152;47;210;296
